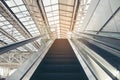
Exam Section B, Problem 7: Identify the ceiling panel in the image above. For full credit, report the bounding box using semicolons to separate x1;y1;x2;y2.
59;0;74;6
60;21;71;25
60;16;72;21
59;10;72;16
59;5;73;12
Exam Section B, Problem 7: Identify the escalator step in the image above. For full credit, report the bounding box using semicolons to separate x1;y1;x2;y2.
36;65;82;73
31;73;88;80
30;39;88;80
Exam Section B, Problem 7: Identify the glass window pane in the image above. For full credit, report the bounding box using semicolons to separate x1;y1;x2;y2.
43;0;51;6
45;7;52;12
53;16;59;20
11;7;20;13
5;0;16;7
48;17;54;21
59;0;74;5
51;0;58;4
19;5;27;11
52;5;58;10
60;5;73;12
14;0;24;5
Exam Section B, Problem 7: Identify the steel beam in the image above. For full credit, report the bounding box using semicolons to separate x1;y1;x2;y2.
70;0;79;31
97;7;120;34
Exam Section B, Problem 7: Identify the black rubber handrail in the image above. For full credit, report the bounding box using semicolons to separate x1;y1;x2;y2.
0;34;46;55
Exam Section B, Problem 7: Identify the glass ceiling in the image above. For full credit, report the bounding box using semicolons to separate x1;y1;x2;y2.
0;0;44;52
0;0;92;50
5;0;40;37
42;0;74;38
0;0;92;78
0;16;35;51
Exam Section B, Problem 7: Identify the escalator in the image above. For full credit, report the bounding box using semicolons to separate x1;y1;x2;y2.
78;38;120;70
30;39;88;80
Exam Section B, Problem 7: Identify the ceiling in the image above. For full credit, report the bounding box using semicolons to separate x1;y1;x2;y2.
42;0;75;38
0;0;91;67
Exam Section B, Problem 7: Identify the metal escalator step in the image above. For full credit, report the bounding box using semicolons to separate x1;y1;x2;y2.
30;39;88;80
36;65;82;73
31;73;88;80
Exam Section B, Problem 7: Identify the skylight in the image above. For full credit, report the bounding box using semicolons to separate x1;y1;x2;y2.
42;0;60;38
5;0;40;37
42;0;74;38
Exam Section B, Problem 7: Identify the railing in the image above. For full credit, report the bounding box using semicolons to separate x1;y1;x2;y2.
71;39;120;80
70;33;120;80
68;39;97;80
6;39;54;80
75;32;120;50
74;32;120;58
0;34;46;55
0;33;52;79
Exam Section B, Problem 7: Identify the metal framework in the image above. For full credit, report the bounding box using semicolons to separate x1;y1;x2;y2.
0;0;92;78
